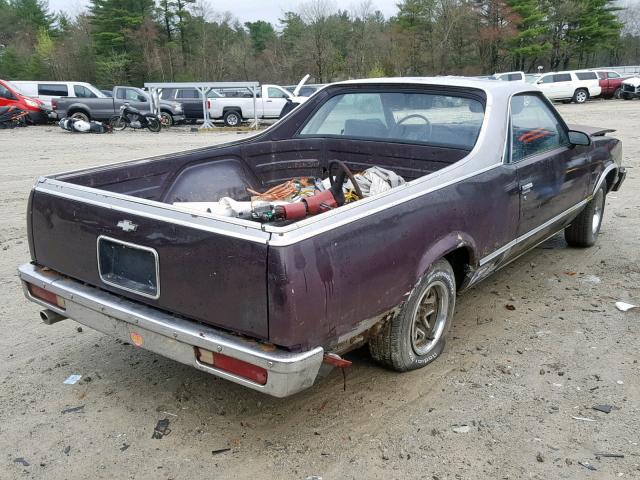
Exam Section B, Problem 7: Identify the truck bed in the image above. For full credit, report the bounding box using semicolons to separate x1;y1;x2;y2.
28;129;471;348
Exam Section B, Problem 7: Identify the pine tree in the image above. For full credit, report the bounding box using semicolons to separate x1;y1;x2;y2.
506;0;551;71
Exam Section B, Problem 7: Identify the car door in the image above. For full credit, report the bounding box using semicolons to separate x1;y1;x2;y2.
553;73;574;99
536;74;557;99
263;86;289;117
508;93;591;253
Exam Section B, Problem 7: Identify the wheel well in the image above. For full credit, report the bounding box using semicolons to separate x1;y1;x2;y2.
68;108;89;118
223;107;242;116
444;247;471;291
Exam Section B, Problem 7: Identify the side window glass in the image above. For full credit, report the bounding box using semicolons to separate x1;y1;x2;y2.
74;85;96;98
510;94;568;163
0;85;13;99
608;72;620;79
125;89;140;101
267;87;288;99
539;75;553;84
553;73;571;82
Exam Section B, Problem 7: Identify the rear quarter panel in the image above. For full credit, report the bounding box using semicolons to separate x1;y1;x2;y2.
268;166;519;351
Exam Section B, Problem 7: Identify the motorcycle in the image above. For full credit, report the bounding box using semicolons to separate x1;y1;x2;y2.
109;103;161;132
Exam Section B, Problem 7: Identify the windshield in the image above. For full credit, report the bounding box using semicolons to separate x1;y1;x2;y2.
300;91;485;150
5;81;25;95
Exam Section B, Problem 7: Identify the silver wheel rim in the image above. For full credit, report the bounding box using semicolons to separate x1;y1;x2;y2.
592;190;604;234
410;281;448;356
160;113;171;126
577;91;587;103
227;114;239;126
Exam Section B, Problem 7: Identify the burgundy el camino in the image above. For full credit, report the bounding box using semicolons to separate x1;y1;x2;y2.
19;78;626;397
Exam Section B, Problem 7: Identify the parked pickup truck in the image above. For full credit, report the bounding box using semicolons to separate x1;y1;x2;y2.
19;78;625;398
53;86;185;126
594;70;629;99
209;84;306;126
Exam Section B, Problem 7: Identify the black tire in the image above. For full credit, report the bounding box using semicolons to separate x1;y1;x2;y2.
109;115;127;131
70;111;90;122
561;100;572;104
565;185;605;248
223;110;241;127
159;111;173;127
572;88;589;104
147;118;161;132
369;259;456;371
613;88;622;100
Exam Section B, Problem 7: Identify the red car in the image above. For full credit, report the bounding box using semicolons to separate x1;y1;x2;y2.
0;79;49;123
594;70;629;99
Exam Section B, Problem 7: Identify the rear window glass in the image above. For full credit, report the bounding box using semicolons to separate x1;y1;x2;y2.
553;74;571;82
576;72;597;80
38;84;68;96
300;91;485;150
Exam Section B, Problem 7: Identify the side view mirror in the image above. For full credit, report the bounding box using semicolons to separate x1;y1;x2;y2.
568;130;591;147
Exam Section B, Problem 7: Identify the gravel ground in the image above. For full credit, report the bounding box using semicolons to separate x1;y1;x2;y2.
0;102;639;480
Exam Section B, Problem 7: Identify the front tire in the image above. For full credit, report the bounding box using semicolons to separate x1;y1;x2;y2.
573;88;589;104
613;88;622;100
109;115;127;131
369;259;456;371
565;185;605;247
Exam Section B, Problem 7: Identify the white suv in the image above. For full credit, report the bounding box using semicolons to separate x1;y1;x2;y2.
528;71;601;103
11;81;105;110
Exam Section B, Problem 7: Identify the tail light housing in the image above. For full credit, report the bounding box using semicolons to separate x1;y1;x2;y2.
51;99;58;110
207;99;211;109
27;283;66;309
196;348;267;385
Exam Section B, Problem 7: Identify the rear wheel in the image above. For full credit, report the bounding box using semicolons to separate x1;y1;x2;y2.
109;115;127;131
147;118;161;132
573;88;589;104
223;110;241;127
369;259;456;371
70;111;89;122
565;185;605;247
613;88;622;100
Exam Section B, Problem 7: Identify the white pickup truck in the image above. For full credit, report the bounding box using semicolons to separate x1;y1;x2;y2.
209;84;307;126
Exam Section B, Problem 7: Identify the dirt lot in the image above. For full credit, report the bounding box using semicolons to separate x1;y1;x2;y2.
1;102;639;480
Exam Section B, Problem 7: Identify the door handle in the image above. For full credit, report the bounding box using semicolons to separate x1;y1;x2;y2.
521;182;533;194
266;100;273;103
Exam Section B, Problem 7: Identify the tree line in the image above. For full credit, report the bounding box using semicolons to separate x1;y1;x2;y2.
0;0;638;88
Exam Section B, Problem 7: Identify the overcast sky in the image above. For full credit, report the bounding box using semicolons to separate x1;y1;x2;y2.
48;0;401;24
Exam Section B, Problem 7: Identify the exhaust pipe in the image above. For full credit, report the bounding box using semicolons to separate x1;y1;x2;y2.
40;309;67;325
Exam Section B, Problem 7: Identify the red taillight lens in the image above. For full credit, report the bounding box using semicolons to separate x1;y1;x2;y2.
207;99;211;109
27;284;66;309
51;99;58;109
196;348;268;385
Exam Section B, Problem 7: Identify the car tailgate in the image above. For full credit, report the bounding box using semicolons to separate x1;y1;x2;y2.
28;178;271;340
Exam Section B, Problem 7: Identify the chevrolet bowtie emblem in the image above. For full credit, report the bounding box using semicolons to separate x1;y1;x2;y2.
117;220;138;232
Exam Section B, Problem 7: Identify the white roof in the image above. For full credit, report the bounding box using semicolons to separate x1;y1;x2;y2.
330;76;535;96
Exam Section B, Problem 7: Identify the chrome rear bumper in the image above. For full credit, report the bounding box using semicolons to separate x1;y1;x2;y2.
18;263;324;397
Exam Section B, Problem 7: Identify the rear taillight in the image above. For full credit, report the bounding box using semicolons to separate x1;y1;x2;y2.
51;99;58;109
207;99;211;109
27;284;66;309
196;348;268;385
